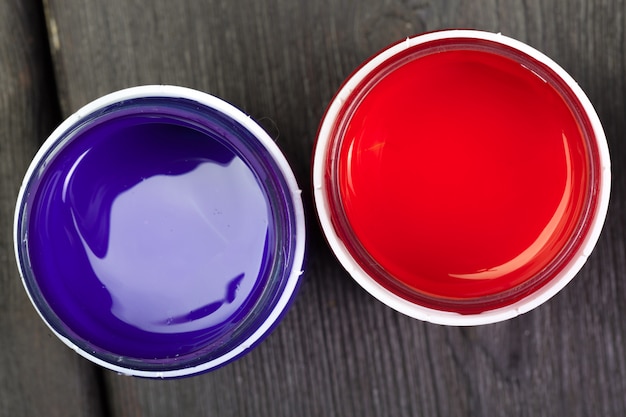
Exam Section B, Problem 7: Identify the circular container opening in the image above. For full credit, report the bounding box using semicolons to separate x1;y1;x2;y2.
313;31;610;325
15;86;305;377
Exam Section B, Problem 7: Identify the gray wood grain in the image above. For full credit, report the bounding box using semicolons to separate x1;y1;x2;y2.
41;0;626;416
0;1;106;416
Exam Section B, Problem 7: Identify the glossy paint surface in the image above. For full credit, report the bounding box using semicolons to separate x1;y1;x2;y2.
27;112;274;359
334;47;593;308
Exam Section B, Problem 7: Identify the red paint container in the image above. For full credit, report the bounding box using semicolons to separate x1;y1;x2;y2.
313;30;610;325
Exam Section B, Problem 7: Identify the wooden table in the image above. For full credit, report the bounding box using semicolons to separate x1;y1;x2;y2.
1;1;625;415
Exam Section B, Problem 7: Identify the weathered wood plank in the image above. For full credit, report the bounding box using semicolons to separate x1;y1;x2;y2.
43;0;626;416
0;1;106;416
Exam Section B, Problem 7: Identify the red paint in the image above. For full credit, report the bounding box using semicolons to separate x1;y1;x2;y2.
327;42;599;312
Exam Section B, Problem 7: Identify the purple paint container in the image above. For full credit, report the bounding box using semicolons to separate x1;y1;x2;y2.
14;86;305;378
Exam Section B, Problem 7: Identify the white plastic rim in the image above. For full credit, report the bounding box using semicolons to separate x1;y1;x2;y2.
14;85;306;377
312;30;611;326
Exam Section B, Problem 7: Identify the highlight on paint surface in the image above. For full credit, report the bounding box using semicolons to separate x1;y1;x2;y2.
70;159;267;334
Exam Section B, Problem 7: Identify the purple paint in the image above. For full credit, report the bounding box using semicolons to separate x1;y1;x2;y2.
15;89;305;377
